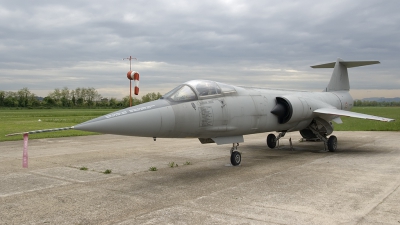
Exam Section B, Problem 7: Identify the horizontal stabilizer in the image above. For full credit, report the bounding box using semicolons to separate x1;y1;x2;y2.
314;108;394;122
312;58;380;92
311;61;380;68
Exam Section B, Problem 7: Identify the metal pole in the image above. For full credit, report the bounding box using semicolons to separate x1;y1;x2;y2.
129;56;132;107
129;56;132;70
130;80;132;107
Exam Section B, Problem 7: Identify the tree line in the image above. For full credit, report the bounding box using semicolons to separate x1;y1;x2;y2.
353;100;400;107
0;87;162;108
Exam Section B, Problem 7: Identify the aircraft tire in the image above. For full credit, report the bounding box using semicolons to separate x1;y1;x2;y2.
327;135;337;152
230;151;241;166
267;134;277;149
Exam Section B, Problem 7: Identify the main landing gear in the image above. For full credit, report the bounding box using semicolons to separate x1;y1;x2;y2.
266;131;286;149
308;122;337;152
327;135;337;152
267;129;338;152
230;143;241;166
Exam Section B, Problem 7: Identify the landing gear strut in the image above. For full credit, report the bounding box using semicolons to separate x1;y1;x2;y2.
230;143;241;166
308;120;337;152
266;131;286;149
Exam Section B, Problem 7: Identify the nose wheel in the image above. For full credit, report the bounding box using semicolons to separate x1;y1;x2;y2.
231;151;241;166
230;143;241;166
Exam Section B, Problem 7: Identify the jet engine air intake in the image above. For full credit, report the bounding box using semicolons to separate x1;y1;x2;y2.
271;97;292;124
271;96;311;124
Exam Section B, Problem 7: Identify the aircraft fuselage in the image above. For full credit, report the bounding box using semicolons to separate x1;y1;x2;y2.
74;83;353;140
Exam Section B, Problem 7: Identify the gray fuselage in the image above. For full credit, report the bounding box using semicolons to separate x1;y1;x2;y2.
74;80;353;139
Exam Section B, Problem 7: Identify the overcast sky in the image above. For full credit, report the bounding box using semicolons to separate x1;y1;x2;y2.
1;0;399;99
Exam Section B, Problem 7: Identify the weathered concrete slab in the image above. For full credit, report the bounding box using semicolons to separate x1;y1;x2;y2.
118;205;266;225
0;173;69;197
32;167;120;182
0;131;399;224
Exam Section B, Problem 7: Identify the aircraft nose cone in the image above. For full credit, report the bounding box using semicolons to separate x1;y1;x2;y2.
74;100;174;137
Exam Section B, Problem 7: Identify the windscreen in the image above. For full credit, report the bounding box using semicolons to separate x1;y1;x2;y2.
186;80;222;97
162;80;236;102
163;85;197;102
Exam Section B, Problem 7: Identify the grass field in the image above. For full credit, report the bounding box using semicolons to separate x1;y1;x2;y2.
334;107;400;131
0;109;114;142
0;107;399;142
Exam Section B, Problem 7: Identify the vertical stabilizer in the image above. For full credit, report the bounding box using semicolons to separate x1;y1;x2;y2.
327;58;349;91
311;58;380;92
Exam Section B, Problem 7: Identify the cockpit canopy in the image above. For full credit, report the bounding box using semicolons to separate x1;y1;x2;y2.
162;80;236;102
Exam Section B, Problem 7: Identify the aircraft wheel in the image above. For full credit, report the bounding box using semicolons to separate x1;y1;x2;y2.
327;135;337;152
230;151;241;166
267;134;277;149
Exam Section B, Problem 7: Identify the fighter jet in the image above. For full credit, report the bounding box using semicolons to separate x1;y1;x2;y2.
9;58;395;166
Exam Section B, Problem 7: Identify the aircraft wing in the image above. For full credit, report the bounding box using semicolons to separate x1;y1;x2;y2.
314;108;394;122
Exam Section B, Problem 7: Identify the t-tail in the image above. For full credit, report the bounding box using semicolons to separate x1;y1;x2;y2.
311;58;380;92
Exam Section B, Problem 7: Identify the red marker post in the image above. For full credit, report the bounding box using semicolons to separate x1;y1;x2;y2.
23;133;28;168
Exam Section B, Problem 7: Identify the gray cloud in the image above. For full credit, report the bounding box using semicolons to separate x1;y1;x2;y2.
0;0;399;98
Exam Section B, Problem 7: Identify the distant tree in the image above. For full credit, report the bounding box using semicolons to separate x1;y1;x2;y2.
71;92;76;106
60;87;71;107
86;87;102;107
354;100;362;106
133;98;141;106
141;92;162;103
109;98;118;108
0;91;5;106
96;98;109;107
17;87;31;107
73;88;82;106
4;91;18;107
122;96;131;107
28;93;40;107
43;96;56;106
77;97;84;106
48;88;62;106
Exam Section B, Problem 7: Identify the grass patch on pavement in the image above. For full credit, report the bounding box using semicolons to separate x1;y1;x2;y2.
103;169;112;174
149;166;157;171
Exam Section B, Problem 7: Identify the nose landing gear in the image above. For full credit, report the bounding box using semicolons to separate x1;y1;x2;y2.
230;143;241;166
